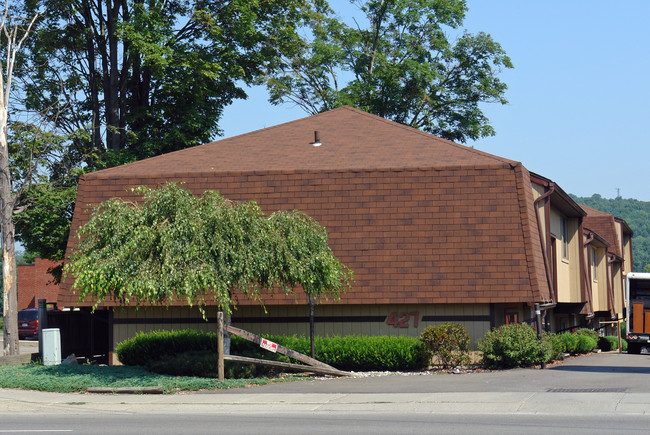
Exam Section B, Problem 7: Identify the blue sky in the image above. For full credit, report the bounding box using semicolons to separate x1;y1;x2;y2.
219;0;650;201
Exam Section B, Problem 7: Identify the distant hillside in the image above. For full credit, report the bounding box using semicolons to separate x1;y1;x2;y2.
571;194;650;272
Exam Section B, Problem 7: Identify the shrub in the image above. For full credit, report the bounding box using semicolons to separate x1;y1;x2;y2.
116;329;218;366
478;323;548;369
117;330;428;374
420;322;471;369
575;328;599;342
543;332;564;361
559;332;578;354
575;334;597;353
598;336;614;351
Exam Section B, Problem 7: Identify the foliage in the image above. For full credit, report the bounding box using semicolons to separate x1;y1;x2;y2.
0;362;297;393
117;329;428;372
267;0;513;143
13;0;306;271
559;332;579;354
420;322;471;369
598;336;621;352
22;0;304;164
575;335;597;354
65;183;353;314
543;332;565;362
559;331;597;354
575;328;599;342
478;323;551;369
572;194;650;271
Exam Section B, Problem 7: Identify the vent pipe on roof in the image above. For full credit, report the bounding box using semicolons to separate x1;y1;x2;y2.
311;131;322;147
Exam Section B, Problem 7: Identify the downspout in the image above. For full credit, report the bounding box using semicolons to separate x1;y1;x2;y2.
582;232;595;317
533;184;556;304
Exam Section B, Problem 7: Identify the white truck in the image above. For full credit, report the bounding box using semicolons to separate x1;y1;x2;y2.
626;272;650;354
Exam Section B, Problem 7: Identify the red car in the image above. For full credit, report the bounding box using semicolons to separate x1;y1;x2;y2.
18;308;39;340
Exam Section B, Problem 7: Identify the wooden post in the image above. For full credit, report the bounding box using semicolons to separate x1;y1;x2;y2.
309;294;315;359
617;320;622;354
217;311;224;381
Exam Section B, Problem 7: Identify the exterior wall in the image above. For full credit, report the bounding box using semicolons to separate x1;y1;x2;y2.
110;303;498;361
591;246;608;312
612;262;624;316
550;209;581;303
17;259;60;310
623;233;633;272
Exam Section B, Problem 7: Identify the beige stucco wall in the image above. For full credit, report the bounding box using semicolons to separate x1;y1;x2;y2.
591;247;608;312
550;209;581;303
612;262;624;316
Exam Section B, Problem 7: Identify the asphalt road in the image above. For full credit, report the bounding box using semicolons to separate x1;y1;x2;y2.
210;352;650;394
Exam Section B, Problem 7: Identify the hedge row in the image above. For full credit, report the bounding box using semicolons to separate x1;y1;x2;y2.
116;330;428;375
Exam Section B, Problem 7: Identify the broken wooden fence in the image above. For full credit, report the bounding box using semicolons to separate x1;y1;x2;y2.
216;312;349;380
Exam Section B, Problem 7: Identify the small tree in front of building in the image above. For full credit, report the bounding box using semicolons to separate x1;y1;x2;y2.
64;183;353;316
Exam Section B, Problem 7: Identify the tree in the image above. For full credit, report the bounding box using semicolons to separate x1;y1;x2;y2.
267;0;513;143
0;1;42;355
64;183;353;314
23;0;304;166
15;0;306;273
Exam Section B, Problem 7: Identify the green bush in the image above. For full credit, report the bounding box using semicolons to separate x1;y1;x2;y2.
116;329;218;366
478;323;549;369
543;332;564;361
420;322;471;369
575;328;599;342
598;336;614;351
559;332;578;354
596;335;627;352
117;330;428;374
575;334;597;353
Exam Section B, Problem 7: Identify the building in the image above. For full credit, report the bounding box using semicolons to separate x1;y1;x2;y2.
17;258;60;310
58;106;631;363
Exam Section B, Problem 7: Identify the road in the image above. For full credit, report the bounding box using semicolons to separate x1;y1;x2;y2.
1;352;649;433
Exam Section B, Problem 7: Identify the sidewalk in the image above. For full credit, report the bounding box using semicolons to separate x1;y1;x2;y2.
1;387;649;416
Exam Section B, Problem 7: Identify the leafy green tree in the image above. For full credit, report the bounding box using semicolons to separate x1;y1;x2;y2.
267;0;513;143
64;183;353;314
23;0;304;164
15;0;306;275
572;194;650;272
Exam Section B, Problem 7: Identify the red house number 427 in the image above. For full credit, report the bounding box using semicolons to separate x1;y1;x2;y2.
386;311;419;328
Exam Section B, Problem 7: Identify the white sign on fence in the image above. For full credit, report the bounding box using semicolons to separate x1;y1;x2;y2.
260;338;278;353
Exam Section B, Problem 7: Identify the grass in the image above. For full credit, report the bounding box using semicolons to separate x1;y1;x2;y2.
0;363;307;394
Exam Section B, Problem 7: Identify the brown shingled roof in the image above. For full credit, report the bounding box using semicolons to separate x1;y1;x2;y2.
581;205;622;258
84;106;519;179
60;106;551;308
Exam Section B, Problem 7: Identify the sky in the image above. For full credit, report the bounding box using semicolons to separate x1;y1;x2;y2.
219;0;650;201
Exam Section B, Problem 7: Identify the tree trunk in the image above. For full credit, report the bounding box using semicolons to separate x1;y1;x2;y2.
1;217;19;356
0;103;19;356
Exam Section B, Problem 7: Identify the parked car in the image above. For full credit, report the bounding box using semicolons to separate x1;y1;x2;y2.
18;308;39;340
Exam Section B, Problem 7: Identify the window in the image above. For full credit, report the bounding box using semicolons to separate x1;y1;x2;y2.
505;312;518;325
591;247;598;281
561;217;569;260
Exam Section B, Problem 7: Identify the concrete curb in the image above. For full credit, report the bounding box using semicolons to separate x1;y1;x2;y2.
86;386;164;394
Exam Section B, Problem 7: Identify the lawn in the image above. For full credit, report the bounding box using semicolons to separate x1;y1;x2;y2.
0;363;306;393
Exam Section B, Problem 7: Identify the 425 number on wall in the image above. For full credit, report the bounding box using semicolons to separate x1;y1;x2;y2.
386;311;419;328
